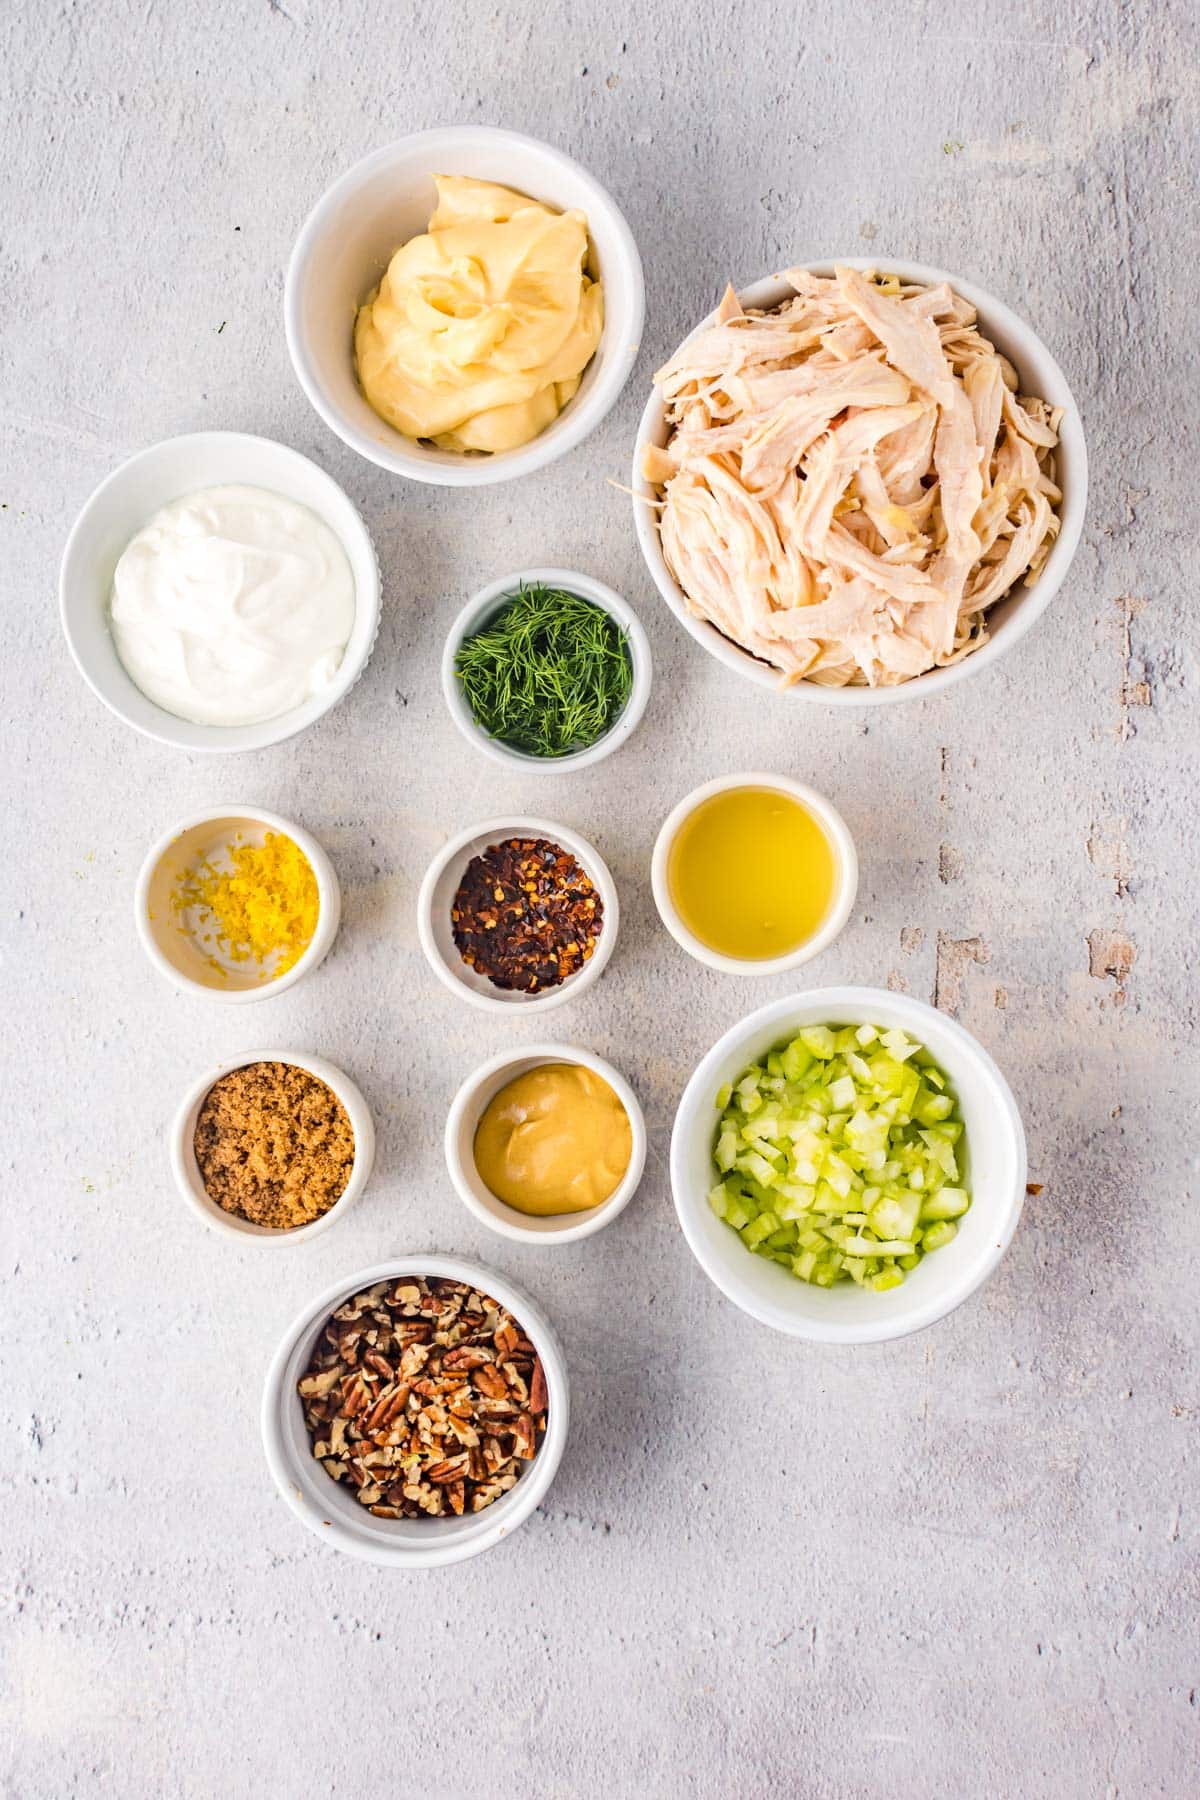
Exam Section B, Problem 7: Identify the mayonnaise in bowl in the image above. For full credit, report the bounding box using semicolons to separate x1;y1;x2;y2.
109;483;356;727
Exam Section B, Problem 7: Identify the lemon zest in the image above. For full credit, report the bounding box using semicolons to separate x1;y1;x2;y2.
172;832;319;981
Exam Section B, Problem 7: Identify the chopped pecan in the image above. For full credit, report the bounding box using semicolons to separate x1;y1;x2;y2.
513;1412;537;1460
503;1362;528;1402
425;1455;470;1483
473;1363;509;1400
298;1367;342;1399
442;1346;493;1370
340;1373;371;1417
363;1383;410;1432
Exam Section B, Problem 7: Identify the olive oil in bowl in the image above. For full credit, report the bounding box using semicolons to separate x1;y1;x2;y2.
666;784;839;963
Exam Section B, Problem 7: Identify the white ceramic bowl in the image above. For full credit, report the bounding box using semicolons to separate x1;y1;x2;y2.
442;567;653;772
633;258;1088;705
672;988;1026;1342
445;1042;647;1244
651;772;858;976
60;432;381;751
417;816;618;1014
170;1050;375;1243
135;806;340;1002
261;1254;570;1566
285;126;645;486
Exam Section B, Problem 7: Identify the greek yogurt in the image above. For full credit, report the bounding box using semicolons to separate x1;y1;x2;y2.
109;484;356;727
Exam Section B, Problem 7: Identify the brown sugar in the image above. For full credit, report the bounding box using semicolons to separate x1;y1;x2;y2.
193;1061;355;1230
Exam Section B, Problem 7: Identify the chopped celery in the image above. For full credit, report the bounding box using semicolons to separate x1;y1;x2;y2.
740;1150;780;1188
781;1038;814;1081
715;1126;739;1172
869;1190;921;1241
710;1020;971;1293
741;1212;777;1247
920;1186;970;1222
829;1074;856;1110
843;1235;916;1256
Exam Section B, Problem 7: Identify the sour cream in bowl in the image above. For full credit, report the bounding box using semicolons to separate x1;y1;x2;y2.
60;432;380;753
110;484;356;729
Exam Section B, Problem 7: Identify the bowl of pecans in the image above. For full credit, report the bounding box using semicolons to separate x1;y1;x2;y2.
416;816;619;1013
261;1256;569;1565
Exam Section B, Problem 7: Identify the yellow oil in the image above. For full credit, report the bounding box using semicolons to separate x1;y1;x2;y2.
667;785;838;961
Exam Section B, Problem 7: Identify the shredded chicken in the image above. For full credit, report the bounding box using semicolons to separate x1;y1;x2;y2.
643;266;1064;687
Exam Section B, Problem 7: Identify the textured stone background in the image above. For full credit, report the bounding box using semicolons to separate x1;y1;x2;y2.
2;1;1197;1795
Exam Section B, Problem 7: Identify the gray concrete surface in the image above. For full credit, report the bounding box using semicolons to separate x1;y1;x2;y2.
2;1;1197;1795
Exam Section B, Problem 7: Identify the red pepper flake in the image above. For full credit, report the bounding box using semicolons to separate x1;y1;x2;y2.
451;837;603;993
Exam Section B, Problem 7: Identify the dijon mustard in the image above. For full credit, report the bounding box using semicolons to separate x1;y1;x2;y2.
473;1063;631;1216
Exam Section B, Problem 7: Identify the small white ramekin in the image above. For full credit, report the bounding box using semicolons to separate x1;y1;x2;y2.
417;816;619;1014
60;432;381;752
672;988;1027;1343
650;772;858;977
170;1051;375;1243
633;257;1088;705
444;1042;647;1244
261;1254;570;1566
441;567;652;773
135;806;340;1003
285;126;645;486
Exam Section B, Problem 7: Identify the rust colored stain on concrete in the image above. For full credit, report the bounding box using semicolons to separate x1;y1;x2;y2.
1087;927;1137;1006
932;933;989;1015
938;845;965;884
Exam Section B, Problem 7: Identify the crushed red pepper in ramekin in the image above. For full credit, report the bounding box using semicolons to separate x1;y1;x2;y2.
451;836;603;993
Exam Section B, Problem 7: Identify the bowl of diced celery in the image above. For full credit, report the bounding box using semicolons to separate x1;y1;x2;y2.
671;988;1026;1342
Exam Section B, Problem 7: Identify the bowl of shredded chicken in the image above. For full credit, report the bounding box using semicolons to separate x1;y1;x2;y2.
633;260;1087;699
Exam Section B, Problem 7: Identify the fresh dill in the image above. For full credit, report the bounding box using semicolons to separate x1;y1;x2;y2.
454;582;633;758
